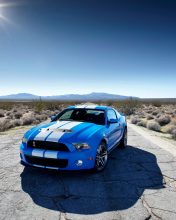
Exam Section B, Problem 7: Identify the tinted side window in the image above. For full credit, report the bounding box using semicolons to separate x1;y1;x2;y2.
107;110;117;120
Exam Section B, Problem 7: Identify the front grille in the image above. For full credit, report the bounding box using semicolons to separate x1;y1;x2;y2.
25;155;68;168
27;140;70;152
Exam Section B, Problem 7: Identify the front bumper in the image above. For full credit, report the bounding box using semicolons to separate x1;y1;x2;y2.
20;142;95;170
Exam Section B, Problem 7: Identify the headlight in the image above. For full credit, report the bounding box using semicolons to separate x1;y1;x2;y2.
72;143;90;150
22;137;28;143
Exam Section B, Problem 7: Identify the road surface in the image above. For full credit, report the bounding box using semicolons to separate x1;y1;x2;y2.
0;124;176;220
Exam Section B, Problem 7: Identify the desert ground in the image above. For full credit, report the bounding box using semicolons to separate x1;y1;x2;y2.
0;99;176;219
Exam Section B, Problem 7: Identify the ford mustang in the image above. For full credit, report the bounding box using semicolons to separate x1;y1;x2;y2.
20;105;127;172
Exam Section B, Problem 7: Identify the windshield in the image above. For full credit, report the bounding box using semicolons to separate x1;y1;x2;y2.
53;108;105;125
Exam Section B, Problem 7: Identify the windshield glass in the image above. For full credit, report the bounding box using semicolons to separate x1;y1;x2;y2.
53;108;105;125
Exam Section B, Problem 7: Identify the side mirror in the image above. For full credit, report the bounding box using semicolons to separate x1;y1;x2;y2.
109;118;118;123
51;116;55;121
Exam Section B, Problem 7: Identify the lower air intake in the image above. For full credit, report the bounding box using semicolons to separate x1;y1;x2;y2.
25;155;68;168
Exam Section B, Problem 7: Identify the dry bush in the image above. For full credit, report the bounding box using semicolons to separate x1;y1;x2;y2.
130;116;141;124
145;110;153;114
9;113;14;119
170;119;176;125
6;116;11;120
0;119;14;131
166;125;176;134
6;111;12;116
0;109;5;117
35;114;48;122
155;115;171;126
116;97;141;116
22;116;36;125
151;101;162;107
13;119;22;127
12;108;18;112
35;115;42;121
172;129;176;140
14;112;23;119
137;120;147;127
147;115;154;120
147;121;160;131
152;110;159;116
50;111;58;117
40;114;48;120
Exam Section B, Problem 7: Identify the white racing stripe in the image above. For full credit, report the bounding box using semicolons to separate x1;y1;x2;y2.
85;105;97;109
44;150;58;158
34;121;69;141
75;105;86;108
46;121;83;142
32;149;45;157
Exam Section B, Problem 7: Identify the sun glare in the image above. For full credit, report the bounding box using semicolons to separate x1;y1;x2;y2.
0;0;26;32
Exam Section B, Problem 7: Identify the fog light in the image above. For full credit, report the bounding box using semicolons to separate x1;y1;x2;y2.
76;160;83;166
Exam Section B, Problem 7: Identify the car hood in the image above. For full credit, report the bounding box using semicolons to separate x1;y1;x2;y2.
27;121;104;143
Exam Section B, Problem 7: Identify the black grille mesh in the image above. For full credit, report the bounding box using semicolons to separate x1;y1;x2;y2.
27;140;70;152
25;155;68;168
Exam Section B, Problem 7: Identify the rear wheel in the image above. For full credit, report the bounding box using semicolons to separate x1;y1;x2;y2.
118;127;127;149
93;142;108;173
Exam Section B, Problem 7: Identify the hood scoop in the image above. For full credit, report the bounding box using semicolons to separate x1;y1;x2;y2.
39;128;74;133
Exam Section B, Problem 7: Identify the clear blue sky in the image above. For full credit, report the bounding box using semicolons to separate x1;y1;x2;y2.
0;0;176;98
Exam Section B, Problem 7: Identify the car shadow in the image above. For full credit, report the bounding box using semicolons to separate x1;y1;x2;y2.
20;145;164;214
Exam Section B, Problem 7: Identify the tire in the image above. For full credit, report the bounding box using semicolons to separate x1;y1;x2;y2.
93;141;108;173
118;127;127;149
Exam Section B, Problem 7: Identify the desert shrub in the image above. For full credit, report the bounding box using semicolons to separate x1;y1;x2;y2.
170;119;176;125
22;116;36;125
130;116;141;124
0;109;5;117
147;121;160;131
166;110;174;115
13;119;22;127
6;111;11;116
35;114;48;121
152;101;162;107
40;114;48;120
116;97;141;116
145;110;153;114
172;129;176;140
106;99;114;106
14;112;23;119
33;97;46;113
9;113;14;119
35;115;42;121
152;110;159;115
147;115;154;120
155;115;171;126
166;125;176;134
12;108;18;112
0;119;14;131
137;120;147;127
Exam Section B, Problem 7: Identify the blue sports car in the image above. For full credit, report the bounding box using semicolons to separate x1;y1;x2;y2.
20;105;127;172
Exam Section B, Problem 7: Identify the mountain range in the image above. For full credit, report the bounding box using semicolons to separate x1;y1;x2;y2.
0;92;139;100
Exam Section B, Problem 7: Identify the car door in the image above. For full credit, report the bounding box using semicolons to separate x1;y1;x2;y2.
106;109;121;150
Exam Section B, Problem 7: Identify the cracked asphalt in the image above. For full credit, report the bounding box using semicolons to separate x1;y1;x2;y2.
0;126;176;220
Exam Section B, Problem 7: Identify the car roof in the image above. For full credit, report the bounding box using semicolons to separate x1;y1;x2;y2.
66;105;107;110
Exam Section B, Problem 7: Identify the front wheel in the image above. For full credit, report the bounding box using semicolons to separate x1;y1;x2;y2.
118;127;127;149
93;141;108;173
